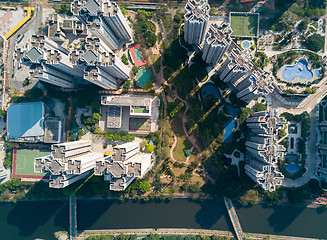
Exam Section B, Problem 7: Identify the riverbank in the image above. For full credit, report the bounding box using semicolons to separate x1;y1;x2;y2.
61;228;318;240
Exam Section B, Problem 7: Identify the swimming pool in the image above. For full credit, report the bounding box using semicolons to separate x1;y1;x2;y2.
201;84;240;117
282;58;313;81
241;40;251;49
223;120;235;143
286;163;300;173
136;68;151;87
201;84;221;100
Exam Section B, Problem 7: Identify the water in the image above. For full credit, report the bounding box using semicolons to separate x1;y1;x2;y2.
201;84;240;144
1;199;327;239
223;120;235;143
78;199;327;239
286;163;300;173
201;84;220;100
200;84;240;117
241;40;250;49
282;59;313;81
0;200;68;240
136;68;151;87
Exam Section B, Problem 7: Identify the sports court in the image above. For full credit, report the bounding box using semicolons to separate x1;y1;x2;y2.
230;13;258;37
129;118;151;131
129;43;148;67
12;149;51;179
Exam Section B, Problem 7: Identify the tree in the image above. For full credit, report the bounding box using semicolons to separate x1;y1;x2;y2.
144;30;157;47
278;129;287;138
255;102;267;112
146;144;154;152
77;129;85;137
124;80;131;91
298;18;310;32
239;190;259;206
122;54;129;65
69;133;78;141
92;113;102;121
141;139;148;148
23;78;30;86
138;180;151;193
121;8;128;16
264;191;283;206
305;33;325;52
132;66;139;75
239;108;252;124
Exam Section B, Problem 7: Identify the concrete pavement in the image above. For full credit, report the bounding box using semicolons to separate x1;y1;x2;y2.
282;108;318;188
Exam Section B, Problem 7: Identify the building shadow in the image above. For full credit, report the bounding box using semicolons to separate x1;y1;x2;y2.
267;205;305;233
195;199;233;231
7;200;68;238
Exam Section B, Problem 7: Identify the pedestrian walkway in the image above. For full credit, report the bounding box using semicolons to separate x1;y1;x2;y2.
224;197;244;240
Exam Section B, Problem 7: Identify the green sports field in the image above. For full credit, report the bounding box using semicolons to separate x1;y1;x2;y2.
14;149;51;177
230;13;258;37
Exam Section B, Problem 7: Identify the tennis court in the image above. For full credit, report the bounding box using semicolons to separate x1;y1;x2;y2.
129;43;148;67
230;13;258;37
129;118;151;131
134;48;144;62
13;149;51;179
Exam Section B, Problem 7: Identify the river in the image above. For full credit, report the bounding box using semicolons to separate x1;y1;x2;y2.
0;199;327;240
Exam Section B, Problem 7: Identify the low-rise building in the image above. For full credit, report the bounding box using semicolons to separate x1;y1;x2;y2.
99;94;160;133
7;102;63;143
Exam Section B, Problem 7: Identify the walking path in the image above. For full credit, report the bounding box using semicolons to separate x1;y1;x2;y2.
77;228;317;240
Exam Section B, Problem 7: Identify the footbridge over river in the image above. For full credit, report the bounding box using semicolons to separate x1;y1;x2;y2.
69;195;77;240
224;197;245;240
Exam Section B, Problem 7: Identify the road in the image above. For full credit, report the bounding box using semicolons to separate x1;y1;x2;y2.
7;2;43;89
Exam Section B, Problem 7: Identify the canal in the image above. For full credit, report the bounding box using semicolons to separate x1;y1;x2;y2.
0;199;327;240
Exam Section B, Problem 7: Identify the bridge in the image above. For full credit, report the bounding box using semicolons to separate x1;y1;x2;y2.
224;197;245;240
69;195;77;240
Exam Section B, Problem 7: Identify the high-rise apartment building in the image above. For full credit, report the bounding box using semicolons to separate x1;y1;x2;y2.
202;23;232;65
245;110;286;192
71;0;132;51
15;35;84;88
34;140;103;188
184;0;210;46
70;37;129;89
34;140;152;190
94;139;152;191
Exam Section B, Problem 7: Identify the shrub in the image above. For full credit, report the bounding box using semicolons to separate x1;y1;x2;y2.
122;54;129;65
146;144;154;152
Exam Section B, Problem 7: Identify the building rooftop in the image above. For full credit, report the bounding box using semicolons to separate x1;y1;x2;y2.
25;47;42;63
84;0;101;14
7;102;44;139
101;95;152;107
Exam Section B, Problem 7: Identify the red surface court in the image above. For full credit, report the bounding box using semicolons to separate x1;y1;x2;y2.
129;43;147;67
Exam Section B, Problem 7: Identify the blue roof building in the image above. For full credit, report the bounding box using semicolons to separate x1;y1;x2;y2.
7;102;45;139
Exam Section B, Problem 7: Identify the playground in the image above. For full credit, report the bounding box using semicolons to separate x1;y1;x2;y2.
12;149;51;179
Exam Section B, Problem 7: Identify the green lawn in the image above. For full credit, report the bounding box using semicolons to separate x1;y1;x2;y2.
132;106;149;113
230;13;258;37
15;149;51;176
171;116;192;161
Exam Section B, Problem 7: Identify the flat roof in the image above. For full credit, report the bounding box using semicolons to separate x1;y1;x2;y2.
7;102;45;138
101;95;152;107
